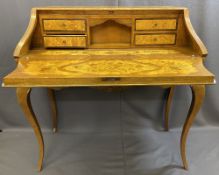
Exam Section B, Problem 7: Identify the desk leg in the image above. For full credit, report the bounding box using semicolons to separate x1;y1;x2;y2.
164;86;175;131
180;85;205;170
48;89;58;133
16;88;44;171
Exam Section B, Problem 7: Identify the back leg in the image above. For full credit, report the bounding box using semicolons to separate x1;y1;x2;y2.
164;86;175;131
48;88;58;133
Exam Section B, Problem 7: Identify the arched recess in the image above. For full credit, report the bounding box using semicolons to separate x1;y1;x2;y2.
89;19;132;48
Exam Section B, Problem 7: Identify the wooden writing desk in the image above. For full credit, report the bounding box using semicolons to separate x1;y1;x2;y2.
2;7;215;171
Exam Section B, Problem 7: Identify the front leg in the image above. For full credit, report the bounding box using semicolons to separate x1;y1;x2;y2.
16;88;44;171
180;85;205;170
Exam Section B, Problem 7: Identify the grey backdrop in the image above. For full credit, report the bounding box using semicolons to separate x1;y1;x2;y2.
0;1;219;175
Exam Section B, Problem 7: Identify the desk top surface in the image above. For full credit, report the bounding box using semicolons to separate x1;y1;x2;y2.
3;48;214;87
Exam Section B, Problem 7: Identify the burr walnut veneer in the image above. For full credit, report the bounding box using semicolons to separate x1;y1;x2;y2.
2;7;215;171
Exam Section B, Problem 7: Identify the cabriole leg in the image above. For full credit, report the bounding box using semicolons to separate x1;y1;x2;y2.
48;88;58;133
180;85;205;170
16;87;44;171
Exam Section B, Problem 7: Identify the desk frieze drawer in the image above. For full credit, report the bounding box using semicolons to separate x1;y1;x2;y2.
135;34;176;45
101;77;121;82
135;19;177;31
43;19;86;32
43;35;87;48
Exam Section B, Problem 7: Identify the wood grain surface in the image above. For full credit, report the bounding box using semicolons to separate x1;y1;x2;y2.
43;19;86;32
135;34;176;45
44;35;87;48
3;48;214;87
135;19;177;30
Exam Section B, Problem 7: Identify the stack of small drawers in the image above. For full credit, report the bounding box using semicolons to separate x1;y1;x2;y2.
134;18;177;46
41;17;177;48
42;19;87;48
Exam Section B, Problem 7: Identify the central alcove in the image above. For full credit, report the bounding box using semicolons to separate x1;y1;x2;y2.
89;19;132;48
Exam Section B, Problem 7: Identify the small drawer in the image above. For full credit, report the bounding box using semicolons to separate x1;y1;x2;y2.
135;34;176;45
44;35;87;48
43;19;86;32
135;19;177;31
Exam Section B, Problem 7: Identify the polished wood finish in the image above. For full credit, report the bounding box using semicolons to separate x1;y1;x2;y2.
43;19;86;32
3;48;214;87
2;7;215;171
10;6;210;55
48;89;58;133
44;35;87;48
164;86;175;131
183;9;208;56
180;85;205;170
135;34;176;45
13;8;37;58
89;19;131;48
16;88;44;171
135;19;177;31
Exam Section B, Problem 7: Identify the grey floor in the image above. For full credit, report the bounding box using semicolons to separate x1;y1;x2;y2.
1;127;219;175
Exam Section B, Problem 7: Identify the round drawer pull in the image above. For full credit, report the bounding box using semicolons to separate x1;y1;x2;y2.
108;10;114;14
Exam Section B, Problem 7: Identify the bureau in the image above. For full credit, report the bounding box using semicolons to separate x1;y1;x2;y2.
2;7;215;171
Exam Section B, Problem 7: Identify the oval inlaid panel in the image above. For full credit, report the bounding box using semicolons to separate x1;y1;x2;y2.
20;57;197;77
60;60;160;75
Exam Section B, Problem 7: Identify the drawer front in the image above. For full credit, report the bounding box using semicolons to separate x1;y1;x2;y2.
135;19;177;31
43;19;86;32
44;36;87;48
135;34;176;45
